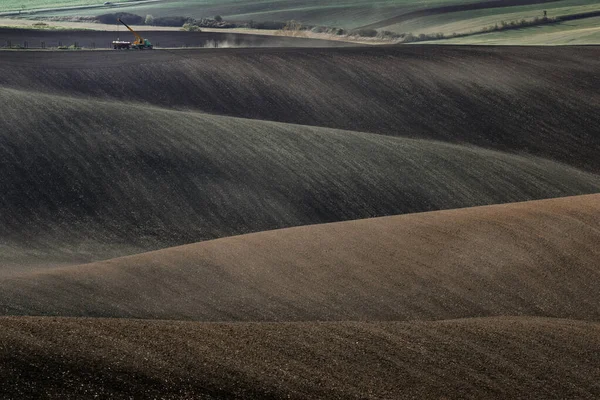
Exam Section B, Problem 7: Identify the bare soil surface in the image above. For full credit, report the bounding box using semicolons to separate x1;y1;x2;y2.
0;27;352;48
1;44;598;173
1;87;599;269
0;20;385;44
2;194;599;321
1;316;599;399
1;38;599;399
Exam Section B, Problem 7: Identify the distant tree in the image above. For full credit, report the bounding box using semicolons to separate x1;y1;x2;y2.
182;23;202;32
352;28;378;37
214;15;223;22
280;20;304;37
145;14;154;25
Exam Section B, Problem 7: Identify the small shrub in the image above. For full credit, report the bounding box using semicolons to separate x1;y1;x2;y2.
352;28;378;37
182;23;202;32
377;30;402;40
280;20;305;36
311;26;327;33
193;17;236;28
145;14;154;25
403;33;416;42
214;15;223;22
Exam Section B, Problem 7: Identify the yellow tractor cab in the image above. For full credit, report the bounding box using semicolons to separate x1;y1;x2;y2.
113;18;153;50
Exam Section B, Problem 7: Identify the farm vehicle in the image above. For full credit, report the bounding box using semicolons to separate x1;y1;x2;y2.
113;18;153;50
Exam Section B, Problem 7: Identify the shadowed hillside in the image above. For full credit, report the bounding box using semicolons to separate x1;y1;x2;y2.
2;194;599;320
1;46;599;172
2;316;599;399
1;30;600;399
2;88;599;269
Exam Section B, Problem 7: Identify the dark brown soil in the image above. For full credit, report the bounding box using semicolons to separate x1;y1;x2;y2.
1;40;599;399
0;27;353;49
2;194;599;321
2;85;599;268
1;316;599;399
1;45;598;173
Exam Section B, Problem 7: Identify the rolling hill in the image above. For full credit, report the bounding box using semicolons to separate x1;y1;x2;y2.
1;46;599;173
1;12;600;399
2;194;599;320
2;85;600;270
358;0;600;33
433;15;600;44
9;0;480;28
2;316;599;399
11;0;599;45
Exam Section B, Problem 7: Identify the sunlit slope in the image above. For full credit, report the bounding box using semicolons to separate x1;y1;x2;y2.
434;15;600;44
2;316;599;399
2;195;599;320
25;0;480;28
2;87;600;269
360;0;600;33
0;0;104;13
2;46;599;173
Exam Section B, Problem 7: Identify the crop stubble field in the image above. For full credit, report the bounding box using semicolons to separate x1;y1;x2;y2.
0;27;599;399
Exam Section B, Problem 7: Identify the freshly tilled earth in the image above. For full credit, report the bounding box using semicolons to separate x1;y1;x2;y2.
1;45;599;172
2;45;600;267
2;194;599;321
1;40;599;399
1;88;599;268
0;28;353;49
1;316;600;399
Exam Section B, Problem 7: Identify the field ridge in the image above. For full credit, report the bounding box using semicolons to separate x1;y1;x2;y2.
2;45;599;173
2;194;599;321
3;85;600;269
